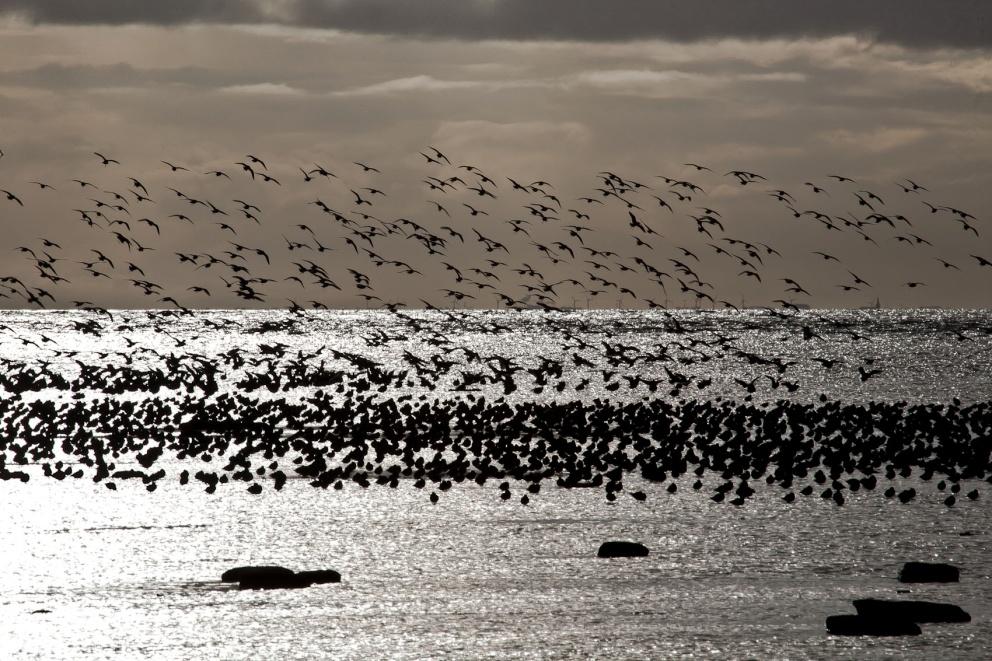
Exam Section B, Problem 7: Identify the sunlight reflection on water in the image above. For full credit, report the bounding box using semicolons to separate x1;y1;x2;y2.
2;470;990;660
0;309;990;659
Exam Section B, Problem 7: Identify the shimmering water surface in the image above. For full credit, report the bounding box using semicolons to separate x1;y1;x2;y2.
1;309;990;660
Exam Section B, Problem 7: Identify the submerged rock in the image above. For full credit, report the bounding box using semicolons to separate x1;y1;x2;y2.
853;599;971;623
597;541;649;558
826;614;921;636
898;562;960;583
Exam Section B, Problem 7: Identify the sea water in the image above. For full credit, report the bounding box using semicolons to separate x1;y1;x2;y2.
1;309;990;659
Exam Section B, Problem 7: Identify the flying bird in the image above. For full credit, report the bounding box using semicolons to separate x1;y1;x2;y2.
1;189;24;206
94;152;120;166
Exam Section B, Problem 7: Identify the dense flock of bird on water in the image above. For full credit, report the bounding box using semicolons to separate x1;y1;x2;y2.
0;145;989;506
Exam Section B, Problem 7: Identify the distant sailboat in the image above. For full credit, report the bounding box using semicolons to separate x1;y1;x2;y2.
859;297;881;310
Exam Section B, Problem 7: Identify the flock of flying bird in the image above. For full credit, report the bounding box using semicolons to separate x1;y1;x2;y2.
0;145;988;313
0;145;989;506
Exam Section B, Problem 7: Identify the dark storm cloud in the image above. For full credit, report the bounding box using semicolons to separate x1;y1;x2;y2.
0;0;262;26
294;0;992;48
1;1;990;49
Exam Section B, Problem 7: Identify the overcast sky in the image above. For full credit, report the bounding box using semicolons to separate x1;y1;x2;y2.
0;2;989;309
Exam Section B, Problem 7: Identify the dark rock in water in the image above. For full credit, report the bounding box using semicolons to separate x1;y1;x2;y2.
221;565;295;584
221;565;342;590
240;573;313;590
826;614;921;636
597;541;649;558
898;561;960;583
854;599;971;623
296;569;341;585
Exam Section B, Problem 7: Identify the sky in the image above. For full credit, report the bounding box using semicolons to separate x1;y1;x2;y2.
0;1;989;309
